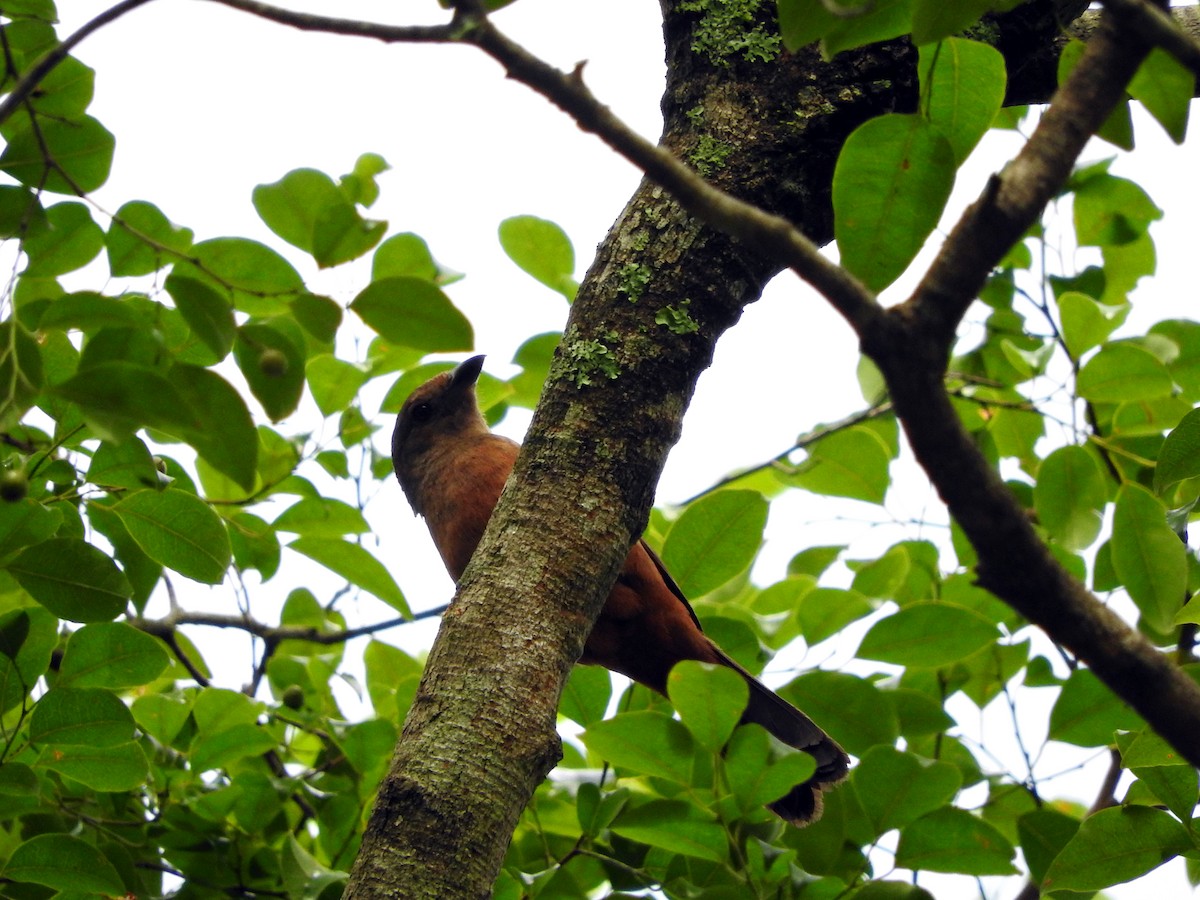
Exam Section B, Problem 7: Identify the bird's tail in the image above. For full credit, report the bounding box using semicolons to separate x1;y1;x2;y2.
711;644;850;826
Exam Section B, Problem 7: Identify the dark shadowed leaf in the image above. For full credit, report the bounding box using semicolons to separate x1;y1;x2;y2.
9;537;130;622
853;746;962;835
29;686;134;746
2;833;125;895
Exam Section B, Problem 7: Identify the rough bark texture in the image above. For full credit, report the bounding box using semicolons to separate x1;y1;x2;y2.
347;2;1200;896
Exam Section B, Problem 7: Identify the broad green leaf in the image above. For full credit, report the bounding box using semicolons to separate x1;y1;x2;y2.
788;544;845;578
234;322;306;422
291;292;343;345
0;606;56;714
2;833;125;895
610;800;726;862
0;497;61;558
131;693;193;745
350;276;473;352
777;0;838;51
1049;668;1145;746
55;360;199;441
0;318;44;429
1154;407;1200;495
228;510;281;579
1058;291;1127;358
782;670;899;757
22;201;103;276
858;601;999;667
114;488;232;584
274;497;370;537
723;725;816;811
58;621;169;688
1042;806;1191;893
1034;445;1107;550
372;232;457;284
36;740;150;791
1117;727;1191;768
27;54;93;118
312;198;387;268
0;115;115;194
307;354;368;417
786;425;893;503
289;537;411;616
165;273;236;359
559;664;612;728
168;364;259;491
253;168;342;253
580;710;695;784
895;807;1019;875
917;38;1006;164
667;660;748;752
498;215;577;300
1018;807;1080;885
29;686;134;746
107;200;194;276
191;721;279;772
910;0;991;45
822;0;914;58
1111;483;1186;632
1073;173;1163;247
87;437;160;491
1076;343;1173;404
797;586;875;645
0;761;37;795
853;746;962;835
834;113;955;290
1128;47;1192;144
661;489;768;597
184;237;305;316
9;537;130;622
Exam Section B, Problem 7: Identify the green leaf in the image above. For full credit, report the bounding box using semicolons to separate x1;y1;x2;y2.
168;364;259;491
1077;343;1174;404
0;115;115;194
373;232;450;283
1049;668;1145;746
786;424;892;504
184;237;305;316
274;497;370;537
0;497;61;558
229;511;281;580
723;725;816;810
253;168;342;253
1073;173;1163;247
58;622;169;688
165;273;236;359
27;54;93;118
834;113;955;290
822;0;914;58
1018;807;1080;885
798;586;875;645
191;721;279;772
498;215;577;300
114;488;232;584
0;606;56;714
1042;806;1191;893
350;276;473;352
0;761;37;795
30;686;135;746
781;670;899;757
1111;483;1186;633
234;322;306;422
609;800;727;862
777;0;838;52
9;537;131;622
1034;445;1107;551
55;360;200;441
858;601;999;667
580;710;695;784
1155;407;1200;496
667;660;748;752
559;663;612;728
307;354;368;417
2;833;125;895
22;201;103;276
87;438;160;491
289;537;411;616
1128;47;1192;144
895;807;1018;875
0;318;44;429
661;489;768;597
1057;291;1126;358
910;0;991;45
36;740;151;791
106;200;194;276
917;38;1006;164
853;746;962;835
312;197;387;268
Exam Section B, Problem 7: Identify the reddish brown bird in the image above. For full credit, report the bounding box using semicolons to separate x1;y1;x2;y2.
391;354;849;825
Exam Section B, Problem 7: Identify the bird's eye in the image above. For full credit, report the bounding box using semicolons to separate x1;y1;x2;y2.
410;402;435;423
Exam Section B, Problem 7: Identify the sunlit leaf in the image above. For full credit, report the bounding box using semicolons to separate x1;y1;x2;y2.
661;489;768;597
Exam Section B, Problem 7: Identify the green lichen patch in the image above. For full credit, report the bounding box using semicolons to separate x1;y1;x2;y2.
679;0;782;66
617;262;653;302
689;134;734;176
655;300;701;335
563;331;622;388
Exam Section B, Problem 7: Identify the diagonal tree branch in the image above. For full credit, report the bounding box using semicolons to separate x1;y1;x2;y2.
1101;0;1200;74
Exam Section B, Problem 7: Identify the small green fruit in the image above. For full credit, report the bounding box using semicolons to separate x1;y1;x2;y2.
259;348;289;377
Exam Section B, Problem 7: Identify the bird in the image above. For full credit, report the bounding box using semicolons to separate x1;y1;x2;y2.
391;354;849;825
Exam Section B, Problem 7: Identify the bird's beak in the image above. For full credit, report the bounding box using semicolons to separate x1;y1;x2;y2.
450;354;486;390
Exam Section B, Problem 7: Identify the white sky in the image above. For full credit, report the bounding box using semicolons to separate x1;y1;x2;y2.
57;2;1200;896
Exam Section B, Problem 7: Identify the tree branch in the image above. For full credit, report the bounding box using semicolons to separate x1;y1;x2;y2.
1101;0;1200;74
